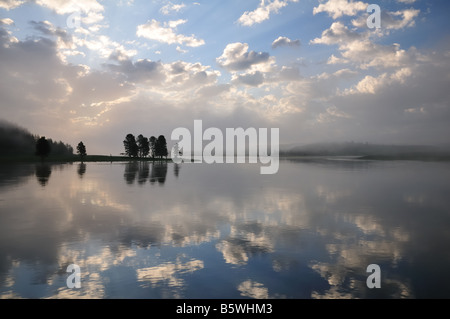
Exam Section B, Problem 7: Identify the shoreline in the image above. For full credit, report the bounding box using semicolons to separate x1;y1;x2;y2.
2;153;450;164
0;155;174;164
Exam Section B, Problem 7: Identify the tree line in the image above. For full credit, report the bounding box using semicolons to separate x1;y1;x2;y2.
0;120;74;159
123;134;168;159
35;137;88;161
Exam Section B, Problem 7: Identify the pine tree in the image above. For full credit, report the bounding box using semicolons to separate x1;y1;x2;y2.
123;134;138;158
77;141;87;160
155;135;168;159
137;134;150;158
35;136;51;161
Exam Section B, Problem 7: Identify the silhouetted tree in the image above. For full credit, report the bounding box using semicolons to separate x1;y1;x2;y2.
123;134;138;158
77;141;87;160
149;136;157;159
35;136;51;161
0;121;36;157
137;134;150;158
155;135;168;159
51;140;73;156
0;121;73;158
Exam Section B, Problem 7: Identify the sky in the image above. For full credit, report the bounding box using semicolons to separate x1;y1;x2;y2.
1;0;450;155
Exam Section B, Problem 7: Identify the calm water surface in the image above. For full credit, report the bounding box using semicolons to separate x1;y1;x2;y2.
0;159;449;299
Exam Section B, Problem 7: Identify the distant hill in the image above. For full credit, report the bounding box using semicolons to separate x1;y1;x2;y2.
281;142;450;159
0;120;73;158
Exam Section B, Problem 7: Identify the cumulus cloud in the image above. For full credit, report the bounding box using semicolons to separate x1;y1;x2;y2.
343;67;413;95
0;0;24;10
313;0;368;19
311;21;418;70
232;71;265;87
271;36;300;49
0;17;14;25
351;8;420;30
160;2;186;15
1;0;106;29
238;280;269;299
310;21;364;46
30;20;74;49
216;42;274;72
0;17;220;137
237;0;298;26
136;19;205;47
102;55;221;100
105;58;165;84
35;0;104;15
382;8;420;29
0;22;136;139
73;33;137;60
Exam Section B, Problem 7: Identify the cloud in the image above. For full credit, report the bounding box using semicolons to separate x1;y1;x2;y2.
163;61;221;92
72;30;137;60
216;42;273;72
271;36;300;49
0;0;24;10
311;22;418;70
317;105;352;123
327;54;347;64
310;21;363;46
0;0;106;28
103;56;221;98
160;2;186;15
344;41;415;70
137;259;204;288
136;19;205;47
232;71;265;87
343;67;412;95
30;20;74;49
0;18;14;25
105;58;165;84
313;0;368;19
383;9;420;29
283;68;358;107
0;23;137;139
351;8;420;30
195;83;230;99
35;0;104;15
238;280;269;299
0;21;220;138
327;49;450;144
176;45;188;54
237;0;298;27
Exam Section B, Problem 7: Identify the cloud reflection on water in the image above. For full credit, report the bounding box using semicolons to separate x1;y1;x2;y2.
0;160;449;298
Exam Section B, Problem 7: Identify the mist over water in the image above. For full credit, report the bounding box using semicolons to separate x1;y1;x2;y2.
0;159;449;299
